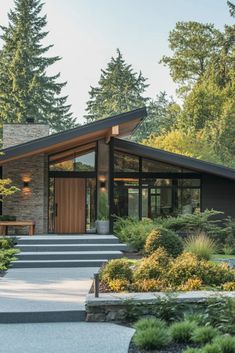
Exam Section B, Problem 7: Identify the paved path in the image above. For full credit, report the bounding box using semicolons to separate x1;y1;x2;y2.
0;322;134;353
0;267;98;320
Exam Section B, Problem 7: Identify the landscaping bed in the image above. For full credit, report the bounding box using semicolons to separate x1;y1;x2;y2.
128;341;197;353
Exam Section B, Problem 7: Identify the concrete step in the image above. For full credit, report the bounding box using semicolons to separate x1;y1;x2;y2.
11;259;108;268
0;310;86;323
17;250;122;260
16;235;120;245
16;243;128;252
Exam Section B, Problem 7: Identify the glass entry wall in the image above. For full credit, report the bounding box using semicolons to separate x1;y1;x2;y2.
112;150;201;221
48;143;97;233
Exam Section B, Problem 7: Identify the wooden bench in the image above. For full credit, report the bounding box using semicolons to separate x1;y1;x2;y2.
0;221;35;236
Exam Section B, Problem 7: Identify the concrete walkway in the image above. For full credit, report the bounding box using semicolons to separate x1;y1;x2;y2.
0;322;134;353
0;267;98;322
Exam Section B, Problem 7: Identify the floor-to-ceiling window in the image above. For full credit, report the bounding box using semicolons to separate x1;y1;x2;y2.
112;150;201;220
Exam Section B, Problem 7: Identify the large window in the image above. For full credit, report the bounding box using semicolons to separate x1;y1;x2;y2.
113;178;139;219
113;150;201;220
49;144;96;172
114;151;139;172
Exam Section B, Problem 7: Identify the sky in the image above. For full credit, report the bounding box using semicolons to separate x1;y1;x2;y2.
0;0;234;124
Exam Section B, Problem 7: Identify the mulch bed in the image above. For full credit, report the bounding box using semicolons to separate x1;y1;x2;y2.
128;340;197;353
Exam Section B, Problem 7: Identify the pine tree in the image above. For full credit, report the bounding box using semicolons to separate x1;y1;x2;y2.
84;49;148;123
0;0;75;132
227;1;235;17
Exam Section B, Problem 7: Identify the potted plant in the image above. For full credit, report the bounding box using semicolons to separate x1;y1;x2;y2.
96;192;109;235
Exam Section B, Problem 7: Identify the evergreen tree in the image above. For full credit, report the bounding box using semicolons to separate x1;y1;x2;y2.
228;1;235;17
0;0;75;132
85;49;148;123
132;92;180;141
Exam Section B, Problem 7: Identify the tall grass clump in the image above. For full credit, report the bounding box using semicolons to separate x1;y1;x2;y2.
184;232;217;260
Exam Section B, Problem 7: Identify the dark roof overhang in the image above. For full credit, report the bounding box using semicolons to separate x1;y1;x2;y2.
0;107;147;165
113;138;235;180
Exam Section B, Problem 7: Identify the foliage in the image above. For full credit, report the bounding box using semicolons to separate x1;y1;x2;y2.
160;21;222;93
0;179;19;200
108;279;129;292
212;335;235;353
201;297;235;335
84;49;148;123
133;317;166;331
113;217;155;251
191;326;219;345
100;258;132;284
133;318;172;350
132;92;180;141
170;320;198;343
132;279;165;292
0;248;18;271
167;252;235;287
222;218;235;255
184;232;217;260
0;237;17;249
222;281;235;291
153;295;186;323
0;0;75;131
97;191;109;220
183;349;202;353
133;247;170;281
178;278;203;291
157;210;224;236
145;227;184;257
202;344;221;353
142;130;222;164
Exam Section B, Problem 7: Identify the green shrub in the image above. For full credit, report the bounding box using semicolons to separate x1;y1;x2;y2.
0;248;18;271
183;348;202;353
100;258;132;284
202;343;221;353
0;237;17;249
133;318;172;349
202;297;235;335
133;317;166;331
184;232;217;260
170;320;198;343
145;227;184;257
213;335;235;353
159;209;224;234
133;247;170;281
191;326;219;345
114;217;155;251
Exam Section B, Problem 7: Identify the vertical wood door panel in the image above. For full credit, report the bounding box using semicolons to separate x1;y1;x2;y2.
55;178;86;233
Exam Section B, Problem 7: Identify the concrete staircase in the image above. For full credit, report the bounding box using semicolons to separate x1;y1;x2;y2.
13;234;127;268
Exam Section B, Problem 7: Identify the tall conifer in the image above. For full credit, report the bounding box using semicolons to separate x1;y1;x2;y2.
0;0;75;131
85;49;148;123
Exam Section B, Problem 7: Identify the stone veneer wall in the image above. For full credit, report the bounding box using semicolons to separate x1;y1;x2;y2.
2;155;48;234
2;123;49;234
3;124;49;149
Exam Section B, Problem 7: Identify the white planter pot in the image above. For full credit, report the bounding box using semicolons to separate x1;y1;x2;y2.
96;220;109;235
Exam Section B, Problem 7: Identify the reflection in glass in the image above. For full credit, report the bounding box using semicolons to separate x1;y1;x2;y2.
114;151;139;172
86;178;96;231
74;151;95;171
113;178;139;219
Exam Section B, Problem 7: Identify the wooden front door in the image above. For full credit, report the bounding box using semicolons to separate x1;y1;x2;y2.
54;178;86;233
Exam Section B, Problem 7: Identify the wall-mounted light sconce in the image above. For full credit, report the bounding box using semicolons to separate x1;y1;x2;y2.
23;181;29;188
100;181;106;189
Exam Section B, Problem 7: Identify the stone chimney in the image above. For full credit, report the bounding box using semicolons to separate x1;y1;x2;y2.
3;120;49;149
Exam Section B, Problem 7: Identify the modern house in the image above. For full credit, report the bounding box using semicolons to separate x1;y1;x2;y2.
0;107;235;235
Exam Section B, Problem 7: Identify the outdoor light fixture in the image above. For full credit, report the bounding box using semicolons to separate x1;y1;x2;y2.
23;181;29;188
100;181;106;189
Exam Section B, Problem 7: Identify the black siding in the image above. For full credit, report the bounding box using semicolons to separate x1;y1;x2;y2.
201;174;235;218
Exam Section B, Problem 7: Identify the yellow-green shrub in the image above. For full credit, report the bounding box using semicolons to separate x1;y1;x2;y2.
222;281;235;291
178;278;203;291
145;227;184;257
108;279;130;292
132;279;166;292
101;258;133;284
133;247;170;281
